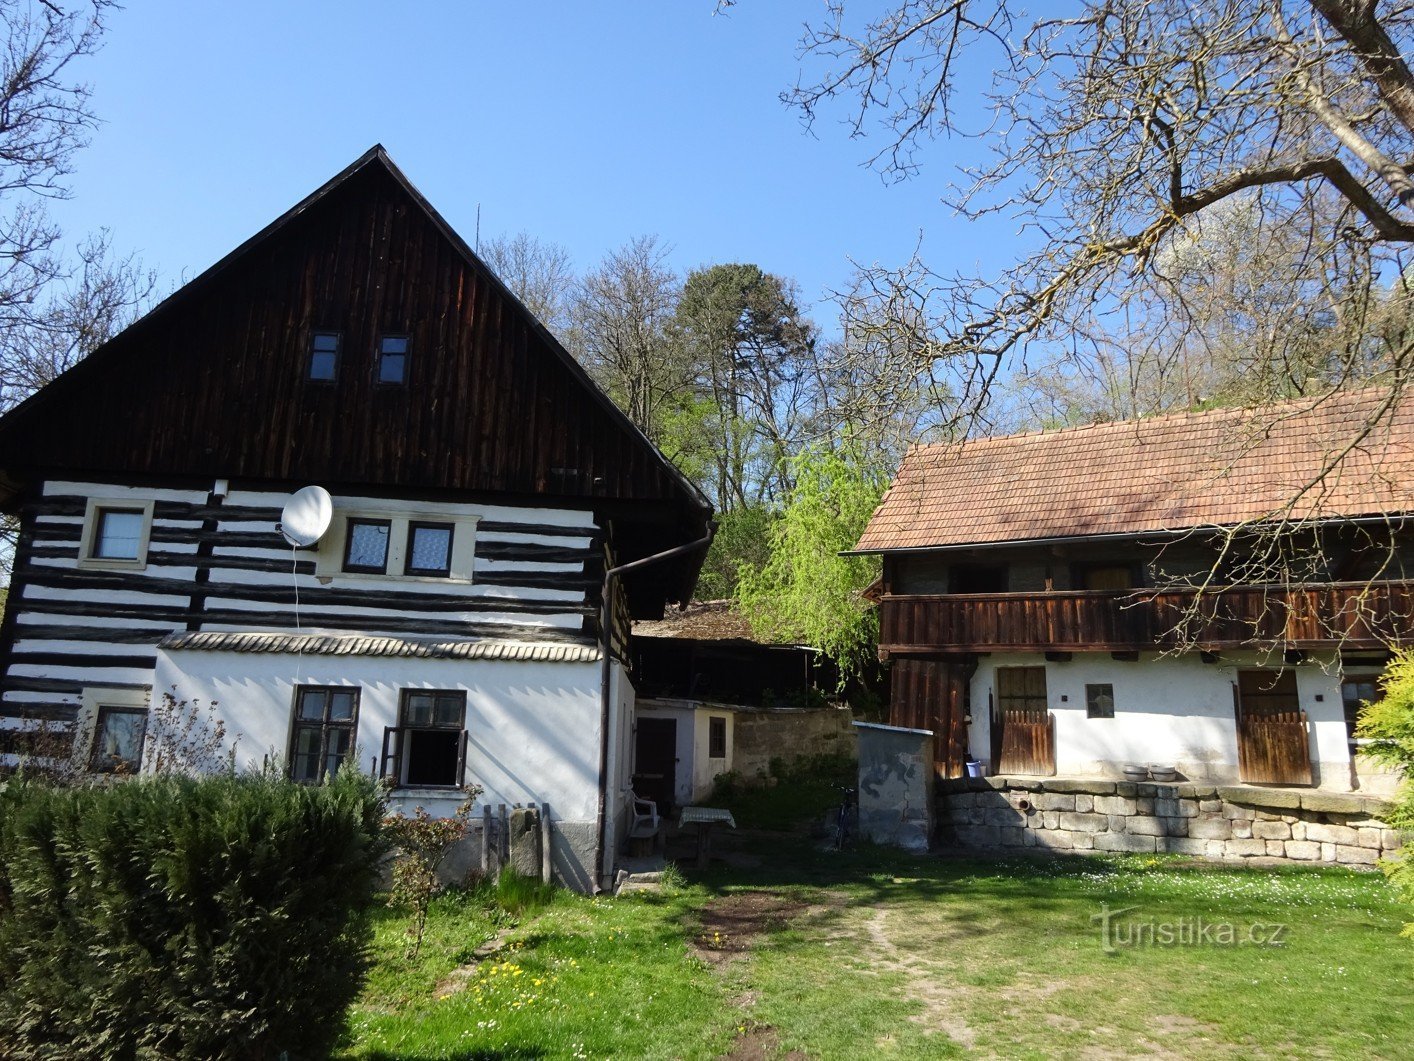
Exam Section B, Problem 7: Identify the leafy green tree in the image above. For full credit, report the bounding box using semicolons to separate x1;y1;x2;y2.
695;504;776;600
734;445;885;680
1356;651;1414;935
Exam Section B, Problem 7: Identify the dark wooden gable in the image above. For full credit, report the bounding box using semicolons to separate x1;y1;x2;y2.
0;147;710;612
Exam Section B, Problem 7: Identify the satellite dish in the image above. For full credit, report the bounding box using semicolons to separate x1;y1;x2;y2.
278;486;333;547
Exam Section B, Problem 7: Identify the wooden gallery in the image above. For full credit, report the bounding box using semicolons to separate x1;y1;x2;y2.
0;148;712;892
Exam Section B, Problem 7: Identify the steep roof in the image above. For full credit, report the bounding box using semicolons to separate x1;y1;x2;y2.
855;387;1414;553
0;146;711;612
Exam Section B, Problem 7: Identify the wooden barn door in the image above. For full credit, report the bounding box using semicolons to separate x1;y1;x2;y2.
993;666;1056;776
889;656;973;778
1235;670;1313;785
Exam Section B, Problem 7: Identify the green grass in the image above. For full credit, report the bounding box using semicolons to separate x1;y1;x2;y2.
341;835;1414;1059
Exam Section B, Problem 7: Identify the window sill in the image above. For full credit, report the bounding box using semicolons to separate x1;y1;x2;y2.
77;557;147;572
389;786;468;798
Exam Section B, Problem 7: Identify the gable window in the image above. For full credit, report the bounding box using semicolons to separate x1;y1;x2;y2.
344;518;392;573
90;705;148;773
308;331;340;381
79;499;154;570
1085;683;1116;719
381;690;468;788
289;686;359;783
405;521;453;576
377;335;409;384
708;715;727;759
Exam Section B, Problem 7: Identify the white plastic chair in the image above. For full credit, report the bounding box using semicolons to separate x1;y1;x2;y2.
627;789;661;839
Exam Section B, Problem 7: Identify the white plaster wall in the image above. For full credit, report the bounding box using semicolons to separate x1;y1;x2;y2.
152;648;604;819
969;651;1354;789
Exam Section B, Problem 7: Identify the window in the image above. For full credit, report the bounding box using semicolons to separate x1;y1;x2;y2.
950;564;1008;594
343;518;391;573
1085;683;1115;719
405;521;453;576
89;706;147;773
79;499;154;569
708;715;727;759
308;331;340;381
383;690;467;788
1341;677;1381;746
289;686;359;783
377;335;409;384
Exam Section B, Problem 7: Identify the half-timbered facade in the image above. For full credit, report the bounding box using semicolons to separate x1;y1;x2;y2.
0;147;712;890
854;390;1414;792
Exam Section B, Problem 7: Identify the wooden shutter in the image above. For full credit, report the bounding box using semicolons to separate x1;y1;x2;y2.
456;729;468;788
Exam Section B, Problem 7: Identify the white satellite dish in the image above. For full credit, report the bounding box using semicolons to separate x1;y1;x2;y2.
278;485;333;547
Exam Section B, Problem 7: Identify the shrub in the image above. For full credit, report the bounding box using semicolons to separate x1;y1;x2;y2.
1357;649;1414;935
0;769;387;1059
383;797;478;959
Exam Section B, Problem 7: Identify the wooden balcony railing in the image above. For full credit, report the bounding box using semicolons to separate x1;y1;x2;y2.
878;580;1414;654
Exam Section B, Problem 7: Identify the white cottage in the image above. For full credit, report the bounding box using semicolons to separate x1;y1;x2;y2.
0;147;713;891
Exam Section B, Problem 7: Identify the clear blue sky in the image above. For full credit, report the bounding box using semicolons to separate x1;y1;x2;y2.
52;2;1016;331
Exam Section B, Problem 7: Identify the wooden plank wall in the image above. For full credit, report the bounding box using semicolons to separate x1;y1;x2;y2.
0;479;604;729
888;657;974;778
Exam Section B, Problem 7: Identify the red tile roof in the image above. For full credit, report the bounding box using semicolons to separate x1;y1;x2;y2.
855;387;1414;552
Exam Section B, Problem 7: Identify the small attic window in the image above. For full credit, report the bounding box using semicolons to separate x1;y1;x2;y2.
377;335;409;384
308;331;340;381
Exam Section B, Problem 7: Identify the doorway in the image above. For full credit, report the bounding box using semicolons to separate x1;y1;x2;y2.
634;717;678;813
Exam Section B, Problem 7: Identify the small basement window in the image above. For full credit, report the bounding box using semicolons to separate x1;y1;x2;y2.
89;705;148;773
289;686;359;783
377;335;409;384
343;518;392;573
386;690;468;788
405;521;453;576
308;331;340;381
708;715;727;759
1086;683;1115;719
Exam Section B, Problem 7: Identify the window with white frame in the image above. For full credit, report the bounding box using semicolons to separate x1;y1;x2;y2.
318;509;477;582
381;690;467;788
79;499;154;569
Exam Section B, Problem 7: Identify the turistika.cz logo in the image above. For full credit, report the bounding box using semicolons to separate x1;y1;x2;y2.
1091;903;1287;954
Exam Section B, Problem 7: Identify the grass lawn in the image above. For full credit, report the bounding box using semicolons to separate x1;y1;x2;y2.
341;828;1412;1059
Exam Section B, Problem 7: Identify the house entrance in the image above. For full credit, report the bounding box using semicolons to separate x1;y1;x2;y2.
1234;670;1313;785
633;717;677;813
993;666;1056;775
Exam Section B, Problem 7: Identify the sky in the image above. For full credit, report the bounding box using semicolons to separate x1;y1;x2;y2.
49;1;1018;331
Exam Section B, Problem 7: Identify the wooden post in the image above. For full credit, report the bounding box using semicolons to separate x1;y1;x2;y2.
499;804;508;870
481;804;492;875
540;802;552;885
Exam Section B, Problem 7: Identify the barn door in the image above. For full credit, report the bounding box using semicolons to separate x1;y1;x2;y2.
1235;670;1313;785
888;657;973;778
994;666;1056;776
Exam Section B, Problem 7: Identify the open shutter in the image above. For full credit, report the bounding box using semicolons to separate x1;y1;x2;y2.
380;726;400;782
456;729;468;788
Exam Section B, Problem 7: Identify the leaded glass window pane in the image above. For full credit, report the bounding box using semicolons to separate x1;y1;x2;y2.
344;519;390;572
407;523;452;575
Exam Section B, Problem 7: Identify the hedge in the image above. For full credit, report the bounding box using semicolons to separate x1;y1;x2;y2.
0;769;387;1059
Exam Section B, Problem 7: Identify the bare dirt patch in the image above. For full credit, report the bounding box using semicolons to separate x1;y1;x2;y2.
691;891;812;967
718;1020;808;1061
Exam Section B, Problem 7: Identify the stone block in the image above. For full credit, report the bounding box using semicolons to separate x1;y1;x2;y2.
1021;828;1039;847
1199;799;1222;813
944;791;975;808
1007;778;1044;792
1230;820;1253;839
1125;816;1168;837
1205;841;1228;859
1095;832;1157;853
1037;793;1076;812
1136;783;1159;798
1059;812;1110;833
1266;841;1287;857
1285;841;1321;861
1046;779;1115;795
508;807;542;878
985;808;1024;827
1189;817;1232;841
1300;791;1365;815
999;826;1028;847
1072;833;1095;850
1307;823;1359;846
1253;820;1292;841
1321;842;1336;861
1157;837;1208;855
1177;801;1199;818
1074;795;1094;813
1253;809;1287;822
1190;785;1218;799
1034;830;1074;850
1336;844;1379;866
1291;822;1307;841
1358;827;1385;850
1384;830;1403;851
1159;816;1189;837
1115;781;1138;797
1107;815;1128;833
1174;784;1199;799
1222;803;1254;821
956;825;1001;846
1095;795;1138;816
1042;811;1061;830
1227;838;1268;857
1136;797;1155;815
1362;797;1395;820
1154;798;1180;818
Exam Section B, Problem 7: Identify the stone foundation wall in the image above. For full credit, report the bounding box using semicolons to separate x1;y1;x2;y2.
938;777;1403;866
732;704;857;780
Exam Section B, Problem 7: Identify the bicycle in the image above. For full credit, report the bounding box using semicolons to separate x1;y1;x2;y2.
833;785;857;850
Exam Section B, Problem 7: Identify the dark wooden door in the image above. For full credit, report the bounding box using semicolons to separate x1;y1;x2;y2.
889;656;973;778
633;717;678;813
994;666;1056;775
1235;670;1313;785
